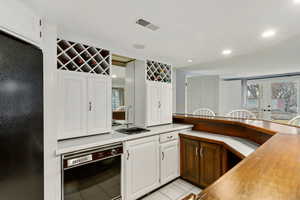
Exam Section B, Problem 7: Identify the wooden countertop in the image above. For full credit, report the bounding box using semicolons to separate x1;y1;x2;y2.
174;114;300;200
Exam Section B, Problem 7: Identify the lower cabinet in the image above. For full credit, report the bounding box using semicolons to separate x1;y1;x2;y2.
180;136;225;188
160;140;179;185
199;142;222;187
123;133;181;200
180;137;200;184
124;136;160;200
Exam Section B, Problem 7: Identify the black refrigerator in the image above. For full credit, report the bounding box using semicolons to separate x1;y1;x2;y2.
0;31;44;199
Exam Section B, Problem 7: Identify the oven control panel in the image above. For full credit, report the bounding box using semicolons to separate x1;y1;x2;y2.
63;144;123;169
67;155;93;167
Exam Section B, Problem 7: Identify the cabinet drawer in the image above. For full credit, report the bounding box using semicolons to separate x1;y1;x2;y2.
160;131;179;143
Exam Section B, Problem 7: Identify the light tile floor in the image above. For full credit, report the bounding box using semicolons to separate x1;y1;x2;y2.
140;179;202;200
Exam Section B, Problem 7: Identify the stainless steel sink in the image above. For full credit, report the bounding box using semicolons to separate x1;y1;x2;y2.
116;127;150;135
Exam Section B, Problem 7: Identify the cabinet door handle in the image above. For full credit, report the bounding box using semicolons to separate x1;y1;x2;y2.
158;101;161;109
126;150;130;160
89;102;92;111
195;147;198;157
162;152;165;160
200;146;203;157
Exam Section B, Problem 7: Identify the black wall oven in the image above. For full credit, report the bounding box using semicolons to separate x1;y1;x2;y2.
62;143;123;200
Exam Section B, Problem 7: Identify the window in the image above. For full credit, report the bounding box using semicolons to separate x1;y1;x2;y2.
271;82;297;120
246;83;260;113
112;88;124;110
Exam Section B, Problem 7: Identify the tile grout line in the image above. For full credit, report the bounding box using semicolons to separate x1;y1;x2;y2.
158;191;172;200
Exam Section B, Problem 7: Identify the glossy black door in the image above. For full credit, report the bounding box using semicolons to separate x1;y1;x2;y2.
64;156;121;200
0;31;43;200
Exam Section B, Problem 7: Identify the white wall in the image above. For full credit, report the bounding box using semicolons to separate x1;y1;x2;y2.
0;0;41;45
42;21;60;200
186;75;219;114
219;80;242;116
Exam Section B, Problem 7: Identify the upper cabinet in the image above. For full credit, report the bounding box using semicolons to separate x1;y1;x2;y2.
58;71;87;139
146;82;172;126
57;39;112;140
87;76;112;134
135;60;173;127
0;0;41;44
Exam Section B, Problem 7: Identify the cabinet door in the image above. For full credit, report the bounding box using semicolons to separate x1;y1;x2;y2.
58;72;87;139
180;137;200;185
124;136;160;200
146;82;160;126
160;83;173;124
199;141;222;187
87;75;112;135
160;140;179;185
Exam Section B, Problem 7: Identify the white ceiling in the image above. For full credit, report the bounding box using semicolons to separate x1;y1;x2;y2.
26;0;300;68
183;34;300;78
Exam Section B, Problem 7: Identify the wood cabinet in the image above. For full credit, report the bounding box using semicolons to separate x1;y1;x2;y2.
58;71;111;139
180;137;200;185
199;142;222;187
146;81;172;126
124;136;160;200
180;136;224;188
160;140;179;185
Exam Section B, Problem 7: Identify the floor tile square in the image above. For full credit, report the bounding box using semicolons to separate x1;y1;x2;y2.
159;182;187;200
142;191;170;200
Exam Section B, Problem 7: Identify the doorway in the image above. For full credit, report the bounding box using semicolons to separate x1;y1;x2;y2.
245;77;299;122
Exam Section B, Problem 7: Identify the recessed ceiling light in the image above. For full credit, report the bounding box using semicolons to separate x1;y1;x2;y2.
261;29;276;38
112;74;117;78
222;49;232;55
188;59;193;63
133;44;145;49
294;0;300;4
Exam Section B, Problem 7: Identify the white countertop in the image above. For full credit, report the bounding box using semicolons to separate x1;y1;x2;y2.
56;123;193;155
181;131;259;157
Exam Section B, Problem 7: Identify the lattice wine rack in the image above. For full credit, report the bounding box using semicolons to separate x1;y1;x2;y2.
146;60;171;83
57;39;110;75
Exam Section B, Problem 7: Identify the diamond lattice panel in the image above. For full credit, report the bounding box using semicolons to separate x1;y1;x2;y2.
57;39;110;76
146;60;171;83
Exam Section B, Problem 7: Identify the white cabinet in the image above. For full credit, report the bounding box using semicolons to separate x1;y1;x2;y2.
160;140;179;185
58;71;111;139
124;136;160;200
134;60;173;127
87;76;112;135
160;83;173;124
146;82;161;126
0;0;41;44
58;72;87;139
146;82;172;126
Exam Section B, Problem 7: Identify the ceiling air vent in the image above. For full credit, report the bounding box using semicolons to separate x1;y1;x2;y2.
136;18;160;31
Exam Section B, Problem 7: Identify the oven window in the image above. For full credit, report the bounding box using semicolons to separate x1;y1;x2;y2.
64;156;121;200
